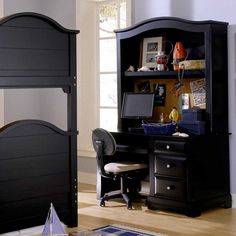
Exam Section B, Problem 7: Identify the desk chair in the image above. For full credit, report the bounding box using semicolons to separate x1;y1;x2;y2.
92;128;148;209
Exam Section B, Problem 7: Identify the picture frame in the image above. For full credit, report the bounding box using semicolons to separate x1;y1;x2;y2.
153;83;166;106
141;36;163;68
181;93;190;110
190;78;206;108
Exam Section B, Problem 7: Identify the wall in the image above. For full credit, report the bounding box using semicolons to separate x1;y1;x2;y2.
1;0;95;185
228;25;236;206
132;0;171;23
2;0;236;203
131;0;236;206
76;0;236;197
192;0;236;24
0;0;3;16
3;0;76;130
76;0;98;184
3;0;76;28
0;0;4;127
132;0;193;23
132;0;236;25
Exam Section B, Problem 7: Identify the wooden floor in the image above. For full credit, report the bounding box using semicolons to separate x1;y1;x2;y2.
67;183;236;236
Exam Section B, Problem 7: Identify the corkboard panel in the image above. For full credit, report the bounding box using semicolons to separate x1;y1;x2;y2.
134;78;205;122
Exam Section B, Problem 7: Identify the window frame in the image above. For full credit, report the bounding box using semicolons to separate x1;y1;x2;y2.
96;0;131;131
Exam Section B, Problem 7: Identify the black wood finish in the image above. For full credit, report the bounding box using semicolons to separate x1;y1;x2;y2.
148;134;231;216
103;17;232;216
97;132;149;199
0;13;79;233
0;12;79;88
0;120;71;232
115;17;228;134
96;131;232;216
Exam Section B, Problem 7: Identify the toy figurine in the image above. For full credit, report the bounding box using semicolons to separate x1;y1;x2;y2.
173;41;187;71
169;106;179;123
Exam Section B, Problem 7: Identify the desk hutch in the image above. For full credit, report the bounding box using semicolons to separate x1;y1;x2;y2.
106;17;231;216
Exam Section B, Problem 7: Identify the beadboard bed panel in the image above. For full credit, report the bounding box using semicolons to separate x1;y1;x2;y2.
0;12;79;233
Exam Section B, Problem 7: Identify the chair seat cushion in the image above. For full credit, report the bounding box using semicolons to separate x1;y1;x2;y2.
104;161;148;174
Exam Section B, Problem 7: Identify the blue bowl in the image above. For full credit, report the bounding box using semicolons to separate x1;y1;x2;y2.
142;123;176;135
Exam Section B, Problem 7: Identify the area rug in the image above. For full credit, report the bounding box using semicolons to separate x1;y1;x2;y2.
92;224;167;236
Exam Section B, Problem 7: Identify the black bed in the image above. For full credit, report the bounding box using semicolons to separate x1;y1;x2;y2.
0;12;79;233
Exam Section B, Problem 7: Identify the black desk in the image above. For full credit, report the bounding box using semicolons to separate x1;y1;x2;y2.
96;131;231;216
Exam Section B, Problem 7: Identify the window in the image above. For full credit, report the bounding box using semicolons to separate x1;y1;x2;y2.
98;0;130;131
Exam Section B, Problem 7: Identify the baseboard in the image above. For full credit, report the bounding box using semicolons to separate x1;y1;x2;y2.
232;193;236;208
78;172;236;208
78;171;96;185
1;225;44;236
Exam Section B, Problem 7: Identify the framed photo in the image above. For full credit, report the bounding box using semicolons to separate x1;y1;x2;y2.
141;37;163;68
182;93;190;110
153;83;166;106
137;80;151;93
190;78;206;108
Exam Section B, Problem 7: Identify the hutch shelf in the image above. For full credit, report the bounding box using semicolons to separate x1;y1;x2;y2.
124;70;205;78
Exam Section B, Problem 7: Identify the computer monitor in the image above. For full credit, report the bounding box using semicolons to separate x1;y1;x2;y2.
121;92;155;119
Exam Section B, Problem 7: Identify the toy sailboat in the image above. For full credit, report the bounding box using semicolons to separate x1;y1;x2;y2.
42;203;68;236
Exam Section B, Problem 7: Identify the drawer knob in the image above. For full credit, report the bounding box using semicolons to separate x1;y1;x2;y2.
166;185;176;190
166;163;175;169
166;145;170;150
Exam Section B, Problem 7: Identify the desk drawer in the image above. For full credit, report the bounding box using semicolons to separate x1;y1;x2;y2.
154;155;186;177
155;178;186;200
154;140;186;154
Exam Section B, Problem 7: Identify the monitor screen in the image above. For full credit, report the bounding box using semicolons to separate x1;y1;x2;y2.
121;92;155;119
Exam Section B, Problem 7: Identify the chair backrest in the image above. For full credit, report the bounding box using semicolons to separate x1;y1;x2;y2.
92;128;116;178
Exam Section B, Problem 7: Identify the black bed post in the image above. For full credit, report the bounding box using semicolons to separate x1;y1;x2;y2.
67;32;79;227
